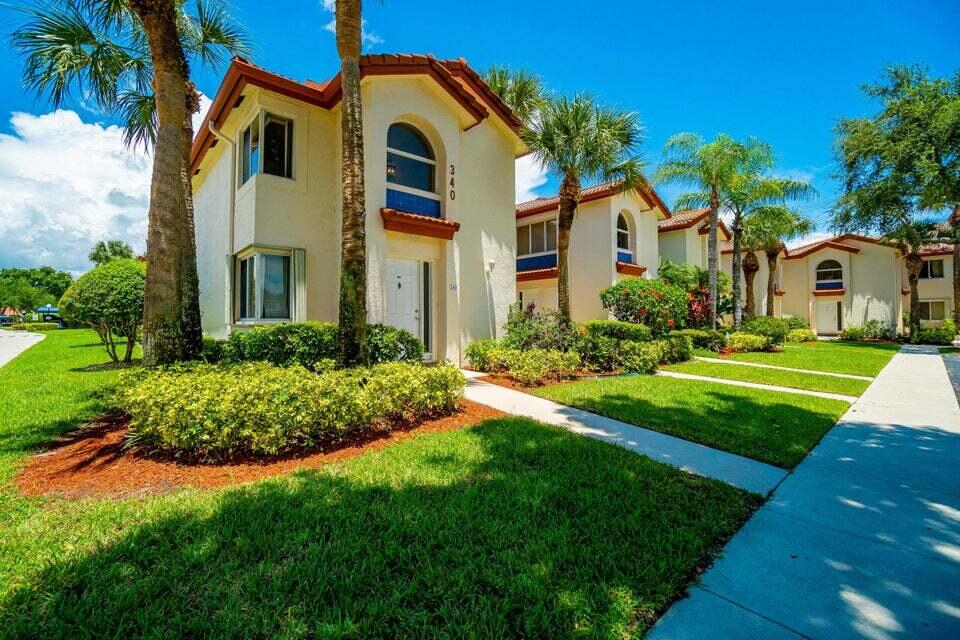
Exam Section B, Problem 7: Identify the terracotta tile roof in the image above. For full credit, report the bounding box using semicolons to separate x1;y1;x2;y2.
380;208;460;240
919;242;953;256
192;54;522;175
515;180;671;219
657;208;709;232
782;234;887;259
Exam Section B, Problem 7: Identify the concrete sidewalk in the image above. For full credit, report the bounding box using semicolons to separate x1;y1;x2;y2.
657;370;858;403
0;331;44;368
649;345;960;639
462;371;787;495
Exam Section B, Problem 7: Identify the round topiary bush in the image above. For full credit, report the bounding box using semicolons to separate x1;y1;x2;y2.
59;258;145;362
599;279;688;336
741;316;790;345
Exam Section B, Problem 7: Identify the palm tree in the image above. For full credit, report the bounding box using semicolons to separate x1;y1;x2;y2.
334;0;369;366
654;134;750;329
11;0;248;365
741;207;813;317
522;95;646;321
89;239;135;265
483;67;546;124
719;145;817;326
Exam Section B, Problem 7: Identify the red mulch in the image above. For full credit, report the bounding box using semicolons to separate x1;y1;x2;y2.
16;400;505;500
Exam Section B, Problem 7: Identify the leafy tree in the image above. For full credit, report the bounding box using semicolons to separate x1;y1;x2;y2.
741;207;813;317
335;0;368;366
59;259;145;362
89;239;135;265
0;266;73;302
831;66;957;337
483;67;546;124
654;134;751;329
521;95;646;321
12;0;247;365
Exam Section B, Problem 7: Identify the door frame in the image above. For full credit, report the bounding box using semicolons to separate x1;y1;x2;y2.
384;256;435;362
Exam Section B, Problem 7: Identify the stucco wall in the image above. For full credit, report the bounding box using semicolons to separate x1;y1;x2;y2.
722;250;778;317
905;254;953;326
658;230;687;265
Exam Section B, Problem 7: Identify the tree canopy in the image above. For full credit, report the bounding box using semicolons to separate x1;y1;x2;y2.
89;239;135;265
0;266;73;311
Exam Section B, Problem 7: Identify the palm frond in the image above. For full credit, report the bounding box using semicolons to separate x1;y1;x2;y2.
483;66;545;125
180;0;251;68
117;89;156;150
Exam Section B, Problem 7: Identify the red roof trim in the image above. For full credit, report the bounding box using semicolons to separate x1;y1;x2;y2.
616;262;647;276
919;246;953;256
516;181;670;219
440;59;523;130
380;208;460;240
517;267;558;282
785;240;862;260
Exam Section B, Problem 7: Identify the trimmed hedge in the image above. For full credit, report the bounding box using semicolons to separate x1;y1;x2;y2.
786;328;817;343
117;362;465;458
741;316;789;345
729;332;772;352
224;322;423;368
580;319;652;342
10;322;59;331
670;328;724;352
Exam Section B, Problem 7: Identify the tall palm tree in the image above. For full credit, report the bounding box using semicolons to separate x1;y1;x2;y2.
11;0;248;365
723;167;817;326
483;67;546;124
522;95;646;322
741;207;813;317
654;133;749;329
335;0;368;366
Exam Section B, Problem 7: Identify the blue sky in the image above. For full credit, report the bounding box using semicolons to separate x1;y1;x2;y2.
0;0;957;271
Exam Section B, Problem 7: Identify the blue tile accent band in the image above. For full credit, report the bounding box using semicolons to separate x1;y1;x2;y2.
517;253;557;271
386;188;441;217
617;251;633;264
815;281;844;290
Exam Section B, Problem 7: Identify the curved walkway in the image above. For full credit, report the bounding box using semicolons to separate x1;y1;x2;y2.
649;345;960;639
0;331;44;368
462;370;787;495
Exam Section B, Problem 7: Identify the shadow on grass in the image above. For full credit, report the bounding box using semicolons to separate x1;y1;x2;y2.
0;418;759;639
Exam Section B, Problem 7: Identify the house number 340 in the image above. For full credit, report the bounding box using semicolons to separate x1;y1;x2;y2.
449;164;456;200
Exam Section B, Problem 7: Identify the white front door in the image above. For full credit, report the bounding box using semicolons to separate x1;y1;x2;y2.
385;257;421;340
816;300;840;335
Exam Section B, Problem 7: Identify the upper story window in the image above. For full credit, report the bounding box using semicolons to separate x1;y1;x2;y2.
386;123;436;193
517;219;557;256
617;212;632;250
241;112;293;185
815;259;843;290
920;259;945;279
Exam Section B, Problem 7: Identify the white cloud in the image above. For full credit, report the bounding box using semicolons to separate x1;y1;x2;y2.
515;155;549;203
320;1;383;45
192;92;213;137
0;110;152;274
787;231;834;249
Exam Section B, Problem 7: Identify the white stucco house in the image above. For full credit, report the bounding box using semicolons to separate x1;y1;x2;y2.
905;243;954;327
513;181;670;320
190;55;525;364
657;208;732;270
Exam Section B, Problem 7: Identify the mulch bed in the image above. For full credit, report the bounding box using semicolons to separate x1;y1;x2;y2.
477;371;623;392
16;400;505;500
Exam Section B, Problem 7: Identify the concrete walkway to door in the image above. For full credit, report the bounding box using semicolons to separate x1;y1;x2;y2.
649;345;960;639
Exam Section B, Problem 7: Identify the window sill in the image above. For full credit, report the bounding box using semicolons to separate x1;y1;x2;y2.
615;261;647;277
233;319;291;327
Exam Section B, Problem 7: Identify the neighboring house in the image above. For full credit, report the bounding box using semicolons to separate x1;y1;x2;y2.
190;55;525;363
720;243;786;318
904;243;954;327
657;208;732;269
514;181;670;320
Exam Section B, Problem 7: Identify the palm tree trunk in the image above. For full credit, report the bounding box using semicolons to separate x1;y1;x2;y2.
906;251;923;338
707;187;720;330
130;0;203;366
742;250;759;318
335;0;368;367
556;173;580;323
952;206;960;325
765;249;778;316
731;211;743;328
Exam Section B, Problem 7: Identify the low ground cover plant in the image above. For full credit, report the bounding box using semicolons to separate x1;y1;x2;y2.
728;332;772;352
117;361;465;458
740;316;789;345
599;279;688;336
10;322;59;331
786;328;817;343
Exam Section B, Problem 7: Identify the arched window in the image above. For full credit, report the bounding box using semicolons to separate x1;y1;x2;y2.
616;212;633;263
386;123;440;216
815;259;843;290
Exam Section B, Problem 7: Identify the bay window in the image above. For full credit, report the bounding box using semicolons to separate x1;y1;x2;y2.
235;248;305;322
240;112;294;185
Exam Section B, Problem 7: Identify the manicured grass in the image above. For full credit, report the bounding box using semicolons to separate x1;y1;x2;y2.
0;330;758;638
535;375;849;468
664;360;870;396
699;340;899;376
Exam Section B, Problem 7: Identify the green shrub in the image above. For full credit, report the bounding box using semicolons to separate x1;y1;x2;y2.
501;348;580;386
910;319;956;345
465;339;500;371
368;323;425;363
580;319;651;342
655;335;693;364
10;322;59;331
728;332;772;352
502;302;578;351
862;319;896;340
839;325;865;341
618;340;660;374
786;328;817;343
59;258;145;363
200;336;226;363
669;328;724;352
784;317;809;330
575;331;619;372
117;362;465;458
741;316;789;345
599;279;688;336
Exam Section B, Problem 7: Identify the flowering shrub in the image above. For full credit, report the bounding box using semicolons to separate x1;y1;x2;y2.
599;279;688;336
786;328;817;343
117;361;464;458
728;332;772;352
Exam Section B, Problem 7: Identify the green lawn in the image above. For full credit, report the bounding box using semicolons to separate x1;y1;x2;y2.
535;375;849;468
695;340;899;377
0;330;758;638
663;360;870;397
